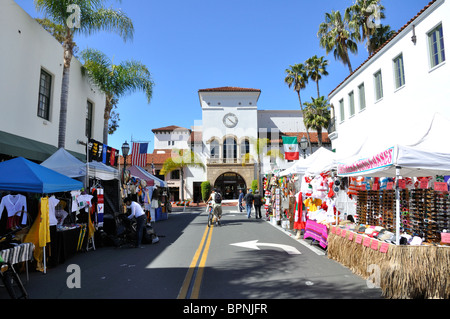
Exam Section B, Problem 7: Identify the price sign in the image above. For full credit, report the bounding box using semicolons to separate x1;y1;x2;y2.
434;182;448;192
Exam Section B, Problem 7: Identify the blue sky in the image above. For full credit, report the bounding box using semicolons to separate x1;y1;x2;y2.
15;0;429;153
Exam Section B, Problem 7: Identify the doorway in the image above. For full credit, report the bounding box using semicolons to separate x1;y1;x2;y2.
214;172;247;200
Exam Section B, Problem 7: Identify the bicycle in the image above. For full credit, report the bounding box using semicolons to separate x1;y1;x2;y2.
0;228;29;299
207;201;214;227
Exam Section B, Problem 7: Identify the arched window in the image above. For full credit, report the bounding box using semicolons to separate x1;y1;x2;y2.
240;139;250;163
210;139;219;158
223;137;237;160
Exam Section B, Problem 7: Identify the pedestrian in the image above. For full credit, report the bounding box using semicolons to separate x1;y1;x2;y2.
124;196;147;248
243;189;254;218
206;188;223;224
253;190;262;219
238;189;244;212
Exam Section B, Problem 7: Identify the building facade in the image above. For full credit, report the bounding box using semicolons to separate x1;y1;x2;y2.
0;0;106;162
328;0;449;158
145;87;331;202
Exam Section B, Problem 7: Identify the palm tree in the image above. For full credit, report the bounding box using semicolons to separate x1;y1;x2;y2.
305;55;329;98
317;10;358;74
366;24;396;55
284;64;312;153
303;96;331;147
80;48;154;144
241;137;284;192
160;149;205;201
345;0;386;55
34;0;134;148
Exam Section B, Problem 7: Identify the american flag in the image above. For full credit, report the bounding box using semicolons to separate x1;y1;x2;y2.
131;142;148;167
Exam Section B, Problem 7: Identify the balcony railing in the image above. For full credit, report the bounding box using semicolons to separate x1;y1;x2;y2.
207;158;255;165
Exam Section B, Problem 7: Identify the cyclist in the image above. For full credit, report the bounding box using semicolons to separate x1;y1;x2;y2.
206;188;222;225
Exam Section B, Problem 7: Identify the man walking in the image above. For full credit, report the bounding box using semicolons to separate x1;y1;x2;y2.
243;189;254;218
253;190;263;219
238;189;244;212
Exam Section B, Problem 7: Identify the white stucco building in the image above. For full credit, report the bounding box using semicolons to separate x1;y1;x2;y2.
328;0;449;158
145;87;331;202
0;0;106;162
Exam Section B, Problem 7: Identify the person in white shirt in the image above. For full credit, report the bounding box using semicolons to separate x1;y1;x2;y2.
124;197;147;248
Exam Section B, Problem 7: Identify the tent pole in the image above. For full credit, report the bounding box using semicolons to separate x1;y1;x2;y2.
395;166;401;245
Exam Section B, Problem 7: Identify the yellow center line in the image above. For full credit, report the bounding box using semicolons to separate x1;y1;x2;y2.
177;223;214;299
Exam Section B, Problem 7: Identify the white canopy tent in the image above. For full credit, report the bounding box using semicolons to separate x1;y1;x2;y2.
279;147;336;177
336;113;450;244
41;148;119;181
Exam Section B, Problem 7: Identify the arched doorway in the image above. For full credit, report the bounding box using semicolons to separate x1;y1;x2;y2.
214;172;247;200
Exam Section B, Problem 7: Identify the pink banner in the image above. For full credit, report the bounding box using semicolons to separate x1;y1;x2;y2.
337;147;394;175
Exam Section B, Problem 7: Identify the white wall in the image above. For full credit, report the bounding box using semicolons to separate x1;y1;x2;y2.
0;0;105;158
329;0;449;158
154;130;191;150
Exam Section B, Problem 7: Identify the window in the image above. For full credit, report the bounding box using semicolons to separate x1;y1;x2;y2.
37;69;52;120
358;83;366;111
86;101;93;138
223;137;237;159
240;139;250;163
339;99;345;122
393;54;405;89
374;70;383;101
210;140;219;158
171;170;180;179
348;91;355;117
428;24;445;68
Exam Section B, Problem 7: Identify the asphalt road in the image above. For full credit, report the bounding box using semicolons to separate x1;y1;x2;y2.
1;205;383;301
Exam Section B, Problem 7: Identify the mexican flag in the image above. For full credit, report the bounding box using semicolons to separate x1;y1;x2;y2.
282;136;299;160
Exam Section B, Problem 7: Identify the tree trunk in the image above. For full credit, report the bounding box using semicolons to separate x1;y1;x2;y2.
316;80;320;99
297;91;313;154
103;96;113;144
58;31;75;149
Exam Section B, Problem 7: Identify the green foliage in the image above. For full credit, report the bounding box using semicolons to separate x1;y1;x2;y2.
201;181;211;202
251;180;258;193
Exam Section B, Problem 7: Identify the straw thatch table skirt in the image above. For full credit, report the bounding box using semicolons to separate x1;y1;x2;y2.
327;230;450;299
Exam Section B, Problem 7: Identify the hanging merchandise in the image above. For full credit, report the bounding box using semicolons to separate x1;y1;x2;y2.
0;194;28;230
97;188;104;228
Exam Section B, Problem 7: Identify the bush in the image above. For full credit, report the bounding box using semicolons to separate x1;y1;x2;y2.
251;180;258;193
201;181;211;202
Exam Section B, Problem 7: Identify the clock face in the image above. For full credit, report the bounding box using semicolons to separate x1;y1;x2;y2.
223;113;238;128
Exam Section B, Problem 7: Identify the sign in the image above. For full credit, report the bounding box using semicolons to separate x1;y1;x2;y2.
434;182;448;192
398;179;406;189
371;240;379;250
363;237;371;247
380;243;389;253
337;147;394;176
420;179;429;189
348;231;354;241
386;182;394;190
356;235;363;244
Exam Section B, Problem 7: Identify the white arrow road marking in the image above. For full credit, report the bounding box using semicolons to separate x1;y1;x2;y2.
231;240;301;255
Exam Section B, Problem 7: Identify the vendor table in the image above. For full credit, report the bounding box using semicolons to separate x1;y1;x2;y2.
0;243;34;282
303;219;328;249
327;226;450;299
52;225;88;265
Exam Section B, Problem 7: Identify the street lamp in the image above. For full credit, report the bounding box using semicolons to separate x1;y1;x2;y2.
122;141;130;170
300;136;308;159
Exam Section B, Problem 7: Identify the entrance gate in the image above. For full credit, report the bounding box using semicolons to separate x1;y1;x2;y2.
214;172;246;200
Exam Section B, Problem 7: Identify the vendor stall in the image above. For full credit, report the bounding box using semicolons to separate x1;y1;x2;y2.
0;157;84;273
328;113;450;298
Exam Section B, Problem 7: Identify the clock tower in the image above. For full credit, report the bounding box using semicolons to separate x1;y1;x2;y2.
198;87;260;198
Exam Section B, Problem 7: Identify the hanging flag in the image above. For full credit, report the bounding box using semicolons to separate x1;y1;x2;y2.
131;142;148;167
282;136;299;160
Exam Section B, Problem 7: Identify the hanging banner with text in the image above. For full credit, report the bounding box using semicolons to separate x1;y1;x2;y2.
337;147;395;176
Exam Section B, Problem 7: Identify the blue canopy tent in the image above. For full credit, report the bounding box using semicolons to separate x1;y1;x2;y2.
0;157;83;193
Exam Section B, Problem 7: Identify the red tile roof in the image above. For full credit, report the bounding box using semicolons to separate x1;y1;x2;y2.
119;149;173;165
271;132;331;144
198;86;261;92
328;0;437;97
151;125;191;133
